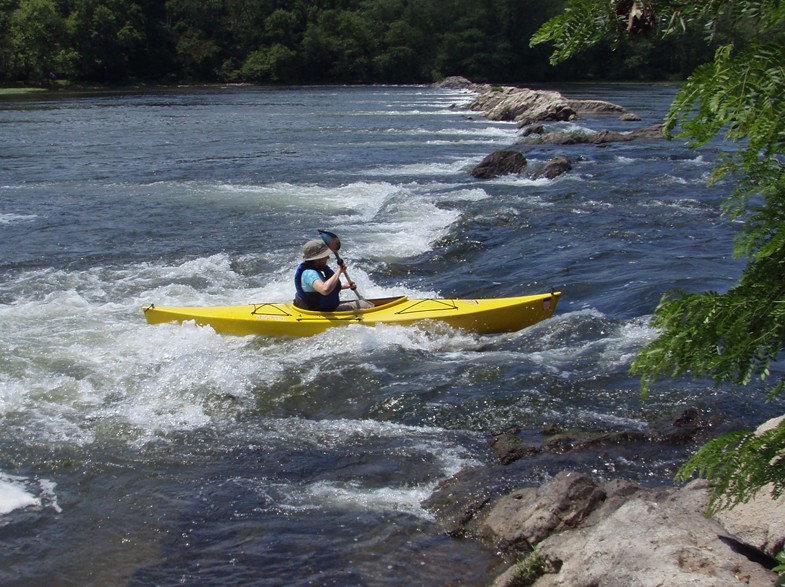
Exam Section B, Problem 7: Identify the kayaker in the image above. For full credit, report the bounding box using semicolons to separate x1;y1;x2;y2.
294;239;373;311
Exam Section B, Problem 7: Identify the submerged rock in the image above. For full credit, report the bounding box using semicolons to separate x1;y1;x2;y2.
517;123;664;145
531;156;572;180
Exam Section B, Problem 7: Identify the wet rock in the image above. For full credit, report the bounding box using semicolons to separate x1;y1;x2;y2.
531;156;572;180
470;149;527;179
478;471;606;551
646;406;715;444
423;465;509;537
620;111;642;121
518;123;664;145
520;123;545;137
489;427;542;465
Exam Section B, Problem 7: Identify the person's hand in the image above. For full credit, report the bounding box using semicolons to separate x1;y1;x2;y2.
348;281;357;290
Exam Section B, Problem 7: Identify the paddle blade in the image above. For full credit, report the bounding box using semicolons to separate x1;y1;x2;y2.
318;229;341;253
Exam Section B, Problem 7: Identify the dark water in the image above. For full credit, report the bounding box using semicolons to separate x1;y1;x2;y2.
1;84;782;585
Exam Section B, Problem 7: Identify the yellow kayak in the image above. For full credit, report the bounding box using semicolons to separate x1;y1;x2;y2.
142;292;560;337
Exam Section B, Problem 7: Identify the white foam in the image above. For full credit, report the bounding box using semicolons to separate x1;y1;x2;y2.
0;476;39;515
0;213;37;225
0;252;488;447
246;417;480;519
304;481;436;519
0;472;61;517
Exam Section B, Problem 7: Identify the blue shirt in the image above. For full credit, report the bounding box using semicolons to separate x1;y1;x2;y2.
300;269;323;292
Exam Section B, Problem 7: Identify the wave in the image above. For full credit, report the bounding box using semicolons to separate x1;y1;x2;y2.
0;213;37;225
0;472;61;519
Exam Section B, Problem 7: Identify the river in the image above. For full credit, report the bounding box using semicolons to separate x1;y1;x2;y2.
1;83;782;586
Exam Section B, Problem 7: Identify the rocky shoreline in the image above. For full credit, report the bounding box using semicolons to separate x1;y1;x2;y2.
424;414;784;586
428;77;785;586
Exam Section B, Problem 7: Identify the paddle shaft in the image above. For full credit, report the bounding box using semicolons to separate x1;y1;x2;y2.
319;229;364;300
334;254;363;300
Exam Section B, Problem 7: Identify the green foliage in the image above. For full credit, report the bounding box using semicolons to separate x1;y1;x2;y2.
774;547;785;576
635;34;785;400
0;0;753;85
530;0;618;65
674;422;785;513
241;44;298;83
8;0;66;80
509;550;545;587
533;0;785;543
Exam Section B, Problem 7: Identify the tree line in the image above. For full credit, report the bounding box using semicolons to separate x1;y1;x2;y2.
1;0;740;86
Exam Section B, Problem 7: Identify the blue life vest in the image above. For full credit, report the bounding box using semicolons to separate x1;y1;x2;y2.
294;263;341;311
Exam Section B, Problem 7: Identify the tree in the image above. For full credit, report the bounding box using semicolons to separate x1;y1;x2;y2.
165;0;227;81
240;43;298;82
531;0;785;548
8;0;65;81
63;0;148;81
300;9;376;82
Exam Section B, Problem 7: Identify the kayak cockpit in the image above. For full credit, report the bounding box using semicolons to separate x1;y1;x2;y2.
292;295;408;316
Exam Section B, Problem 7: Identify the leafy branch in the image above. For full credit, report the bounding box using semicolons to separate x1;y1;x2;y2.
532;0;785;533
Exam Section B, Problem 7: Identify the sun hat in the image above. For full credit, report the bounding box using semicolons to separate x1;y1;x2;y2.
302;239;330;261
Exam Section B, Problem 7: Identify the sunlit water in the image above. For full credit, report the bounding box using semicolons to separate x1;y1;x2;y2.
1;84;782;585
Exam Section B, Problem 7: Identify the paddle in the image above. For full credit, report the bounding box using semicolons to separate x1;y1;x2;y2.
318;229;364;300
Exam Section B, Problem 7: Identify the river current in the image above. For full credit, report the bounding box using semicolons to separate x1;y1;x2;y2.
1;84;783;585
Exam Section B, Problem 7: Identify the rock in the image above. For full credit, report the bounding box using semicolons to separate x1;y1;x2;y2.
489;427;542;465
427;414;785;585
620;111;642;121
531;480;778;587
532;156;572;180
467;86;578;126
714;416;785;558
433;76;475;89
471;149;527;179
566;98;627;114
518;123;664;145
423;465;509;537
646;406;715;444
479;471;606;551
521;124;545;137
628;123;665;139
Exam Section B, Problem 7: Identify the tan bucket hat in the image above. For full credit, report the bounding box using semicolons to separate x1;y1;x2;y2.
302;239;330;261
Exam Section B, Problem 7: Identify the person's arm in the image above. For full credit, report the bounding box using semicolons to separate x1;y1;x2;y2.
311;265;346;295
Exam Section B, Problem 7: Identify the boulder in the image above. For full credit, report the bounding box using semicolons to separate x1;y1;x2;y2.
467;86;577;126
518;123;664;145
470;149;526;179
489;427;541;465
530;480;778;587
532;156;572;180
566;98;627;115
433;76;475;89
714;415;785;558
715;484;785;560
479;471;606;551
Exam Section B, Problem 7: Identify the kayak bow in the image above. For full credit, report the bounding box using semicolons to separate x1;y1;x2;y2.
143;292;561;337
